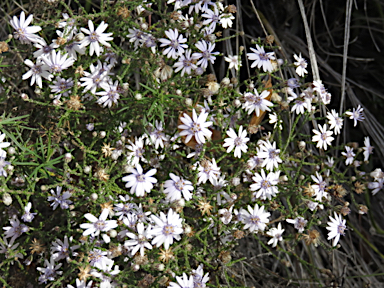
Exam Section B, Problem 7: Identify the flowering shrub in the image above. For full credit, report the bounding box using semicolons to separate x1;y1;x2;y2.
0;0;383;287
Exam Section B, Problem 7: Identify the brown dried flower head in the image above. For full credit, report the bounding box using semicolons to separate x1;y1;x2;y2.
66;95;83;111
30;238;46;254
158;248;174;263
117;7;131;18
303;229;320;247
0;42;9;53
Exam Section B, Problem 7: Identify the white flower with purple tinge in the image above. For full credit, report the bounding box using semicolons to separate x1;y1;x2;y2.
363;136;374;162
257;140;282;171
192;264;210;288
87;248;113;270
223;125;249;158
240;204;270;233
22;59;53;88
151;209;183;249
51;235;80;262
168;273;194;288
80;20;113;57
266;223;284;247
312;124;334;151
173;49;197;76
326;109;343;135
196;158;221;185
37;257;63;284
96;80;121;108
122;163;157;197
250;169;280;200
286;216;307;233
247;44;275;73
0;156;10;177
3;216;29;243
0;133;10;157
49;77;74;98
164;173;194;201
192;40;219;69
159;29;188;59
47;186;72;210
341;146;355;165
10;11;44;45
345;105;364;127
21;202;37;222
41;50;75;74
124;222;153;256
178;109;213;144
202;6;221;31
293;53;308;77
80;209;118;244
326;212;346;247
311;172;328;201
242;89;273;116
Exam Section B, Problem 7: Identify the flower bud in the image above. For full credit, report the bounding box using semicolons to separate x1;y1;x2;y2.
84;166;92;174
185;98;193;106
135;93;142;100
99;131;106;138
90;193;98;201
64;153;73;163
2;192;12;206
74;33;85;41
7;147;15;155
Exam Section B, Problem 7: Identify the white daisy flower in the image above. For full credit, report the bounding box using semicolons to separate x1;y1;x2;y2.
47;186;72;210
368;179;384;195
151;209;183;249
363;136;374;162
124;222;153;257
291;99;308;115
178;109;213;144
250;169;280;200
326;212;346;247
79;209;118;244
223;125;250;158
37;257;63;284
22;59;53;88
67;279;93;288
159;28;188;59
269;112;283;130
126;136;146;166
96;80;121;108
21;202;37;223
168;273;194;288
341;146;355;165
10;11;44;45
243;89;273;116
247;44;275;73
196;158;221;185
326;109;343;135
312;124;334;150
0;133;11;157
173;49;197;76
192;264;210;288
192;40;219;69
220;13;235;28
0;156;10;177
224;55;242;71
80;60;110;94
257;140;282;171
293;53;308;77
286;216;307;233
311;172;329;201
87;249;113;270
147;121;169;150
313;80;331;105
33;39;58;59
80;20;113;57
345;105;364;127
218;206;233;224
240;204;270;233
41;50;75;74
122;163;157;197
164;173;194;202
266;223;284;247
51;235;80;262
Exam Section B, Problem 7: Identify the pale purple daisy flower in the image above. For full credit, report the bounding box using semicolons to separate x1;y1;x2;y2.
124;222;153;257
80;20;113;57
51;235;80;262
150;209;183;249
266;223;284;247
3;216;29;243
326;212;346;247
159;29;188;59
49;77;74;98
10;11;44;45
250;169;280;200
242;89;273;116
22;59;53;88
178;109;213;144
223;125;250;158
286;216;307;233
168;273;194;288
293;53;308;77
96;80;121;108
341;146;355;165
164;173;194;201
192;40;219;69
47;186;72;210
122;163;157;197
346;105;364;127
173;49;198;76
202;6;221;31
240;204;270;233
37;257;63;284
80;209;118;244
21;202;37;222
247;44;275;73
41;50;75;74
